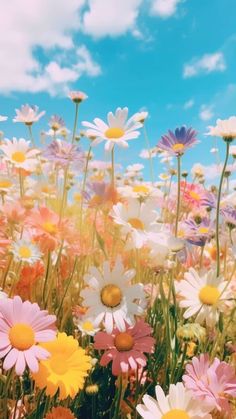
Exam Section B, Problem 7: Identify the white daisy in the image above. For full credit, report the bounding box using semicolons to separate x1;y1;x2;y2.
11;239;42;264
82;107;142;151
137;382;212;419
76;317;100;337
80;257;145;334
13;104;45;125
0;177;15;192
176;268;231;327
118;182;163;202
110;200;158;249
206;116;236;140
0;138;40;170
132;111;148;124
139;147;159;159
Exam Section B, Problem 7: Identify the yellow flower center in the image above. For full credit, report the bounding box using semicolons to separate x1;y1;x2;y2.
12;151;26;163
132;185;149;193
42;222;58;234
0;180;12;188
18;246;32;259
198;227;209;234
82;321;94;332
114;332;134;351
128;217;144;230
50;355;68;375
105;127;125;139
9;323;35;350
74;193;82;202
172;143;185;152
189;191;200;200
199;285;220;305
162;410;189;419
101;284;122;308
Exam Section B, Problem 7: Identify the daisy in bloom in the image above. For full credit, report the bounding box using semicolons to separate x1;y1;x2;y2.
94;320;155;375
82;107;142;151
182;183;207;209
11;238;42;264
157;126;199;156
80;258;145;334
32;332;91;399
76;316;100;337
206;116;236;141
0;138;40;170
183;354;236;414
182;218;213;246
68;91;88;103
45;407;76;419
110;200;158;249
117;182;163;202
13;105;45;125
0;296;56;375
43;139;85;168
0;176;15;193
49;115;65;132
137;382;212;419
176;268;231;327
132;111;149;124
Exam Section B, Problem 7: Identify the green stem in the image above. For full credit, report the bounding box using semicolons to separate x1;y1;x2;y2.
79;145;92;229
57;257;78;320
216;140;230;277
42;251;51;308
143;125;154;184
27;124;35;146
175;155;181;237
111;147;115;188
72;103;79;144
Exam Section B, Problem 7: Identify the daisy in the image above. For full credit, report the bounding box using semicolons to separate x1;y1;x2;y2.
183;354;236;414
0;296;56;375
0;177;15;193
49;115;65;132
94;320;154;375
139;147;159;159
11;239;42;264
76;317;100;337
80;258;145;334
117;182;163;202
43;139;85;168
82;107;142;151
206;116;236;141
32;332;91;399
13;105;45;125
0;138;40;170
176;268;231;327
137;382;212;419
182;218;213;246
132;111;149;124
110;200;158;249
157;126;199;156
68;91;88;103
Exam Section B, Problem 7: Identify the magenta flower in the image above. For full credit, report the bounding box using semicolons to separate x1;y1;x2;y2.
157;126;199;156
94;320;155;375
0;296;57;375
183;354;236;415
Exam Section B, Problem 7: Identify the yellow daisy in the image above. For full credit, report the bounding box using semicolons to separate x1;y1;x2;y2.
32;333;91;400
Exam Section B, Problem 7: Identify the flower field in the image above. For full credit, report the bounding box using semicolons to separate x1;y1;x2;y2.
0;95;235;419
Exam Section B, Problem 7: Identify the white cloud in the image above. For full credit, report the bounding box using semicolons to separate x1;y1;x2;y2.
199;105;214;121
150;0;182;18
82;0;143;38
0;0;101;95
183;52;226;78
183;99;194;109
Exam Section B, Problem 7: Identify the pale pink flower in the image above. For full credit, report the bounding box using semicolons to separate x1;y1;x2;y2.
68;91;88;103
13;105;45;125
0;296;57;375
183;354;236;415
94;320;155;375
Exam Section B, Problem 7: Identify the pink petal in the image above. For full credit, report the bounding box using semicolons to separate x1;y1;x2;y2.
3;348;18;371
15;351;26;376
24;349;39;373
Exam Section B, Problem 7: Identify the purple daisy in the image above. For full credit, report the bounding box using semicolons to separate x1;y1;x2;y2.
221;205;236;227
49;115;65;131
44;139;85;168
157;126;199;156
183;217;213;246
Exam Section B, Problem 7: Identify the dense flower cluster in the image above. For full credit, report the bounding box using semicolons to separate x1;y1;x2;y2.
0;96;235;418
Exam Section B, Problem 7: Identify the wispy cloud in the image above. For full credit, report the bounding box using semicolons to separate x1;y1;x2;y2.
183;52;226;78
150;0;182;18
183;99;194;109
199;104;214;121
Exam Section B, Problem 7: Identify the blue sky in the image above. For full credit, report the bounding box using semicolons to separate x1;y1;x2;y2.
1;0;236;180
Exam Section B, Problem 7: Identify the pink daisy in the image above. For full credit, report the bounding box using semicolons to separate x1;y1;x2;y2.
0;296;57;375
183;354;236;415
94;320;155;375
